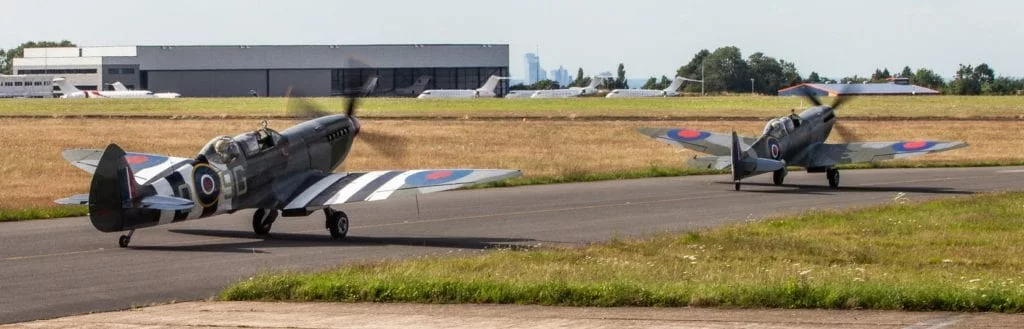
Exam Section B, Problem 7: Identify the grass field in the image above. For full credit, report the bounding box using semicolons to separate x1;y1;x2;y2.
1;117;1018;218
0;96;1022;118
221;192;1024;312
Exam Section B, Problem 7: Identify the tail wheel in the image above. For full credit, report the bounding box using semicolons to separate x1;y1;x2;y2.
252;208;278;235
734;182;741;191
325;208;349;239
773;167;787;186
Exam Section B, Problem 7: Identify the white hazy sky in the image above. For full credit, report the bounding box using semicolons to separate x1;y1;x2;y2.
2;0;1020;80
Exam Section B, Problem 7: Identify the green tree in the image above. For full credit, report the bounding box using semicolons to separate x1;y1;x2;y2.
912;68;945;91
974;63;995;84
807;71;821;83
0;48;8;75
948;64;982;95
900;66;914;79
658;75;672;90
613;63;628;89
2;40;76;75
982;77;1022;95
746;52;785;95
573;68;585;87
698;46;749;93
780;59;802;86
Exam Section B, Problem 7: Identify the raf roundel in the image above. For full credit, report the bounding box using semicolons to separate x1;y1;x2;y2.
666;129;711;142
405;170;473;187
767;138;781;159
122;153;169;171
893;141;937;152
192;164;221;207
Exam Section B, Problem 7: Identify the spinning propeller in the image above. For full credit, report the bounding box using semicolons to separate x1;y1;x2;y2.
285;70;408;159
798;87;858;142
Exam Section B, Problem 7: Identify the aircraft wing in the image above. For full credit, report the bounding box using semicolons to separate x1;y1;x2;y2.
806;141;968;168
282;169;521;212
62;149;193;184
636;128;758;157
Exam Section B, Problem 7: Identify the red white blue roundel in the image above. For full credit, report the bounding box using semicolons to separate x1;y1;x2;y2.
124;153;169;171
893;141;937;152
666;129;710;142
192;164;221;207
405;170;473;187
766;138;781;159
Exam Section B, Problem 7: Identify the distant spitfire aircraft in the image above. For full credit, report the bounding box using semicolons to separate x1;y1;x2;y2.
637;91;967;190
57;92;521;247
606;76;701;98
55;78;181;99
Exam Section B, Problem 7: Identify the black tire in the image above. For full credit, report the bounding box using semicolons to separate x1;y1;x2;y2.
326;209;349;239
118;235;130;248
734;182;741;191
252;208;278;235
827;169;840;189
773;167;787;186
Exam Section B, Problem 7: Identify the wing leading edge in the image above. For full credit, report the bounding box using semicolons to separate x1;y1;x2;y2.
807;140;968;168
283;169;521;212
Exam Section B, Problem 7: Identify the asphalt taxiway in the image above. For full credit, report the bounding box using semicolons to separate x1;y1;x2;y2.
1;166;1021;323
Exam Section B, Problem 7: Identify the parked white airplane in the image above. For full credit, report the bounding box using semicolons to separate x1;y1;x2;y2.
531;76;608;98
56;78;180;99
605;76;702;98
504;90;538;98
110;81;130;91
392;76;431;97
417;75;507;99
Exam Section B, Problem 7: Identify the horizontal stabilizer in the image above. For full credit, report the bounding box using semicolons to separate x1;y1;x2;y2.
688;156;732;170
731;131;785;181
55;194;90;205
136;195;194;210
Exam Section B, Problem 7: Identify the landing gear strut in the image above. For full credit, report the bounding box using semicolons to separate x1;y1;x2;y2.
118;229;135;248
773;167;787;186
734;181;741;191
252;208;279;235
325;208;349;239
827;168;841;189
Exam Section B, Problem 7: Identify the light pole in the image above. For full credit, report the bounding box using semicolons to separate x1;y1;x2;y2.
750;78;755;95
700;64;705;96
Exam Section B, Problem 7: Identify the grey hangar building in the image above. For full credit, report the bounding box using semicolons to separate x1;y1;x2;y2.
12;44;510;97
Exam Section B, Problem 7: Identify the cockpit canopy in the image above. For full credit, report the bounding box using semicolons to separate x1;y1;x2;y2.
198;128;282;164
762;117;796;137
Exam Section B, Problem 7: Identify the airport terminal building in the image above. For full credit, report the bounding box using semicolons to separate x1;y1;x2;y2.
12;44;509;97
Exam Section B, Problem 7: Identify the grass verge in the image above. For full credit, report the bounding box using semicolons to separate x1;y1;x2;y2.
0;206;87;222
221;192;1024;312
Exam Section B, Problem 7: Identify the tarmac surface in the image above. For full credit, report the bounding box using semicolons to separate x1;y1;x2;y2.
6;301;1024;329
1;166;1022;324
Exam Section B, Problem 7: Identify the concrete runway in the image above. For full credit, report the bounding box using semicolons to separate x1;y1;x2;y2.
1;166;1022;324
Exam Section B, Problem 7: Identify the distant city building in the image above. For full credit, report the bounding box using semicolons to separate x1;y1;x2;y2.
524;52;545;84
551;65;571;87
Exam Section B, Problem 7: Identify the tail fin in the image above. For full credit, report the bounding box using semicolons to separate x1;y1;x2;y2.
731;132;784;182
53;78;80;94
665;77;686;92
587;76;605;89
477;75;504;93
88;144;140;232
111;81;129;91
412;75;431;89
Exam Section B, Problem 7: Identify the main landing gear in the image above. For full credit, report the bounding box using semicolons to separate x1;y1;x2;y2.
773;167;787;186
826;168;841;189
118;229;135;248
325;208;349;239
252;208;279;235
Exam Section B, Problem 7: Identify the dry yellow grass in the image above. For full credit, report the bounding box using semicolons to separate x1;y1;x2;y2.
0;118;1018;210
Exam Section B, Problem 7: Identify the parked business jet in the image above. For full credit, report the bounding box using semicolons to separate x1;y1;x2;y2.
606;76;701;98
417;75;507;99
531;76;608;98
56;78;181;99
391;76;432;97
504;90;538;98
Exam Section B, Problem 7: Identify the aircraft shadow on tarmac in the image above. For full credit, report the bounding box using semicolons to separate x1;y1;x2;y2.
717;181;975;195
127;229;538;253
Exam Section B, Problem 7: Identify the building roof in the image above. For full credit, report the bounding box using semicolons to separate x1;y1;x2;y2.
778;82;940;95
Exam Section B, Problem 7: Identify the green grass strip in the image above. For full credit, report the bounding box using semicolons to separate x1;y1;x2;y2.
221;192;1024;312
0;206;87;222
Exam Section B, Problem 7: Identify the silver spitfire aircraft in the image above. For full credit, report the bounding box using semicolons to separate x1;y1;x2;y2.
56;95;521;247
637;91;967;190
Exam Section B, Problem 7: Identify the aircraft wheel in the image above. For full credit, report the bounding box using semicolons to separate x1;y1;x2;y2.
734;182;741;191
325;208;349;239
827;168;840;189
252;208;278;235
118;235;131;248
773;167;787;186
